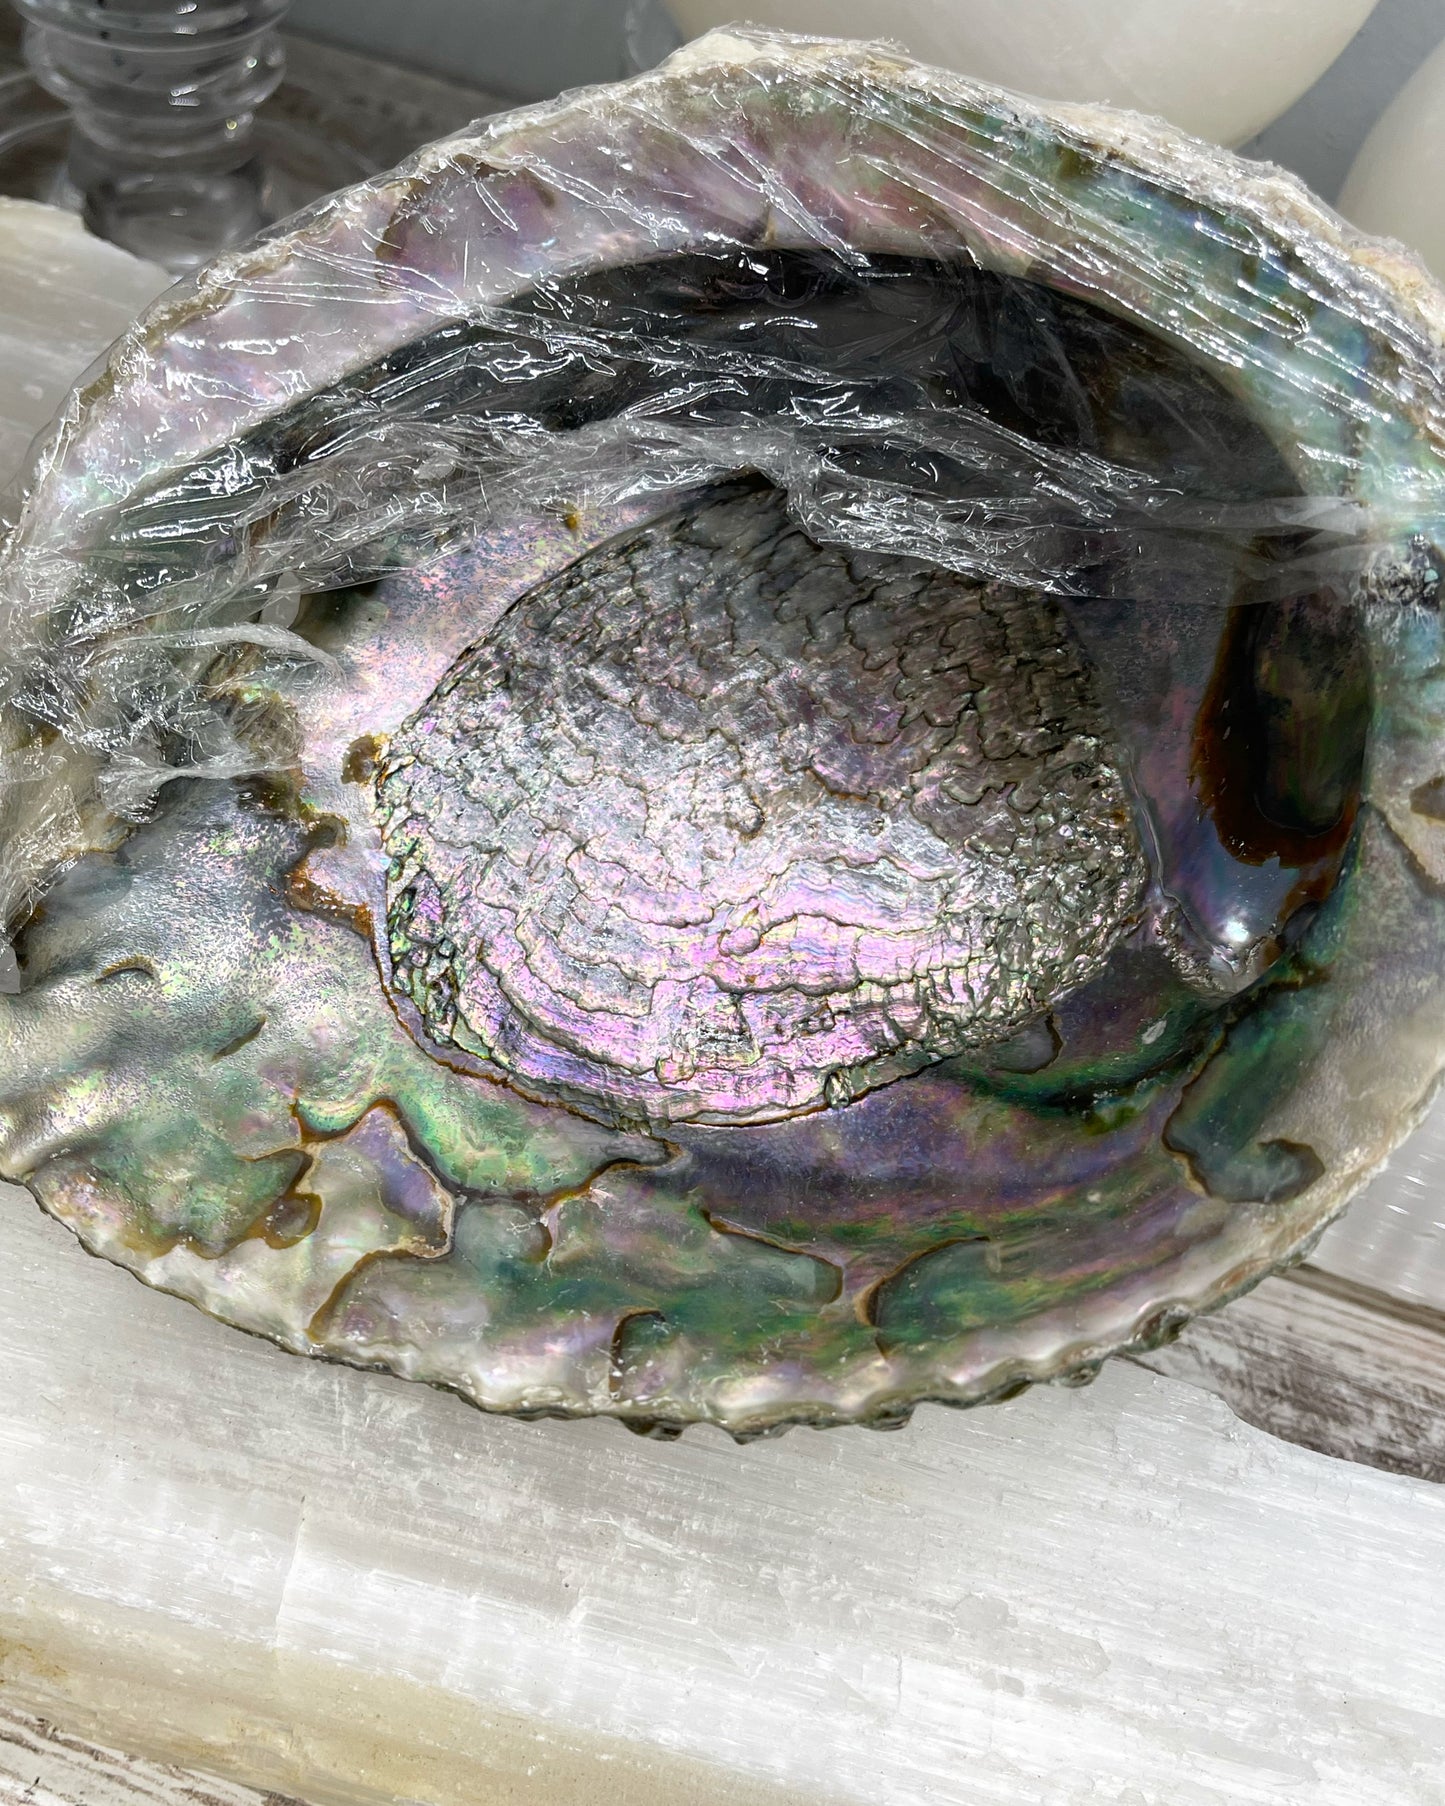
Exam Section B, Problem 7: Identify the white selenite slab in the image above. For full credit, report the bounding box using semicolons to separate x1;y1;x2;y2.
1313;1092;1445;1312
2;1184;1443;1806
0;199;167;512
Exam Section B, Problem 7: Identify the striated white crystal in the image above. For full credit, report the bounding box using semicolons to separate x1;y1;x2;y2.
1;1187;1443;1806
0;198;168;515
1313;1090;1445;1312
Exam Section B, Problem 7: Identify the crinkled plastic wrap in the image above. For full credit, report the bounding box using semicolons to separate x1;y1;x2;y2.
1;28;1443;1434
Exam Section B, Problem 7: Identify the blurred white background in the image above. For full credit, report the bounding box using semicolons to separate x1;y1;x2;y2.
288;0;1445;204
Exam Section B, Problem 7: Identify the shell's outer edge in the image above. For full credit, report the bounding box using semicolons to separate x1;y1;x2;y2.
0;28;1443;1433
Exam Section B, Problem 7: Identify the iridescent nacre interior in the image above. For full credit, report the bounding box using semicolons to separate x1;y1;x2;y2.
2;31;1443;1434
378;480;1147;1127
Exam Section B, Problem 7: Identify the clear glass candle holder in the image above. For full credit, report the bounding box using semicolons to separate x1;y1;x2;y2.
14;0;290;269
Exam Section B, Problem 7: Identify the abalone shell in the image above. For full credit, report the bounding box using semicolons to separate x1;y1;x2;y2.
2;29;1443;1435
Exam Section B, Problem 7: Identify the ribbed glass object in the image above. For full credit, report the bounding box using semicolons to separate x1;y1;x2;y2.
14;0;288;268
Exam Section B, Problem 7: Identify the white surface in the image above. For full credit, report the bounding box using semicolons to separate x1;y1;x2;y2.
1340;31;1445;279
1313;1090;1445;1310
2;1186;1442;1806
0;199;168;505
664;0;1380;145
